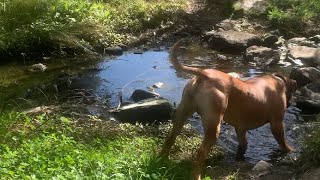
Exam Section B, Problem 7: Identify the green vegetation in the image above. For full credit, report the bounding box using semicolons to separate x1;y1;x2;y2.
0;0;186;57
0;109;223;179
266;0;320;32
299;127;320;172
267;0;320;24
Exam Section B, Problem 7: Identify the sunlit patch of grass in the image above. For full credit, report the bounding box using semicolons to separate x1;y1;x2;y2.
0;110;224;179
253;0;320;33
0;0;186;57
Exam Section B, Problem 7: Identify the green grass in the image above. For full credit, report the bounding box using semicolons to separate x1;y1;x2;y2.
0;110;224;179
0;134;189;179
0;0;186;57
299;126;320;172
266;0;320;33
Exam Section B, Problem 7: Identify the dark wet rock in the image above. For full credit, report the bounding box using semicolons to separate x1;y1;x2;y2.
104;46;123;55
289;67;320;87
244;46;280;66
309;35;320;44
130;89;159;102
296;82;320;114
300;168;320;180
262;34;279;48
110;98;173;123
287;46;320;66
27;63;47;72
270;29;281;36
234;0;268;13
205;30;262;53
118;43;128;51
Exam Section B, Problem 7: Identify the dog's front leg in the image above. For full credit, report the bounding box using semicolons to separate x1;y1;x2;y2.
160;103;193;157
235;128;247;159
270;121;293;153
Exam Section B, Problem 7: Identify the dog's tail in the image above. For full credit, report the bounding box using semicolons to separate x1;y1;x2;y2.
171;40;207;79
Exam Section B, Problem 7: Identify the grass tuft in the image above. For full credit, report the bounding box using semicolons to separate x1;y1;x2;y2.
299;126;320;172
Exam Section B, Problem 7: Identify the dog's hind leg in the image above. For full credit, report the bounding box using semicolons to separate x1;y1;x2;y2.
160;97;194;157
235;128;247;159
270;120;293;153
192;112;223;180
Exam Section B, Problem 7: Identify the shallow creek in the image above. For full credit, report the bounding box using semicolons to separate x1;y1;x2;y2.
1;43;318;165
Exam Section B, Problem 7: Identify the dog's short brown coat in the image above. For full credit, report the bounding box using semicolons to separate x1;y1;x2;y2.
160;40;297;180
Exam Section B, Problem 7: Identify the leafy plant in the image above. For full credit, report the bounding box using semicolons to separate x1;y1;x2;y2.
0;111;218;179
299;127;320;171
0;0;186;58
267;0;320;30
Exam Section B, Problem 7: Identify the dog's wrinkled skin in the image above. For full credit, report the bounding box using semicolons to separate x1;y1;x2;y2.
160;40;297;180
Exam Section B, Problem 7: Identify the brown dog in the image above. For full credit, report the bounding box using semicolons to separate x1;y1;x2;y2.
160;40;297;180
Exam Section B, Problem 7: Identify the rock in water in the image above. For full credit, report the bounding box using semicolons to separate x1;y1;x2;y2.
130;89;159;102
110;98;173;123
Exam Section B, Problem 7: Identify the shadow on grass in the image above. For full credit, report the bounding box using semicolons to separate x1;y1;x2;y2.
140;156;193;180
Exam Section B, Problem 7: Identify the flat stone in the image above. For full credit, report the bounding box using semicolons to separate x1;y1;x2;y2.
287;46;320;66
244;46;280;66
205;30;262;53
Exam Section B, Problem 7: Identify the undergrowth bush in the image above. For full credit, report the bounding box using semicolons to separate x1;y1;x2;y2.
267;0;320;31
0;0;186;57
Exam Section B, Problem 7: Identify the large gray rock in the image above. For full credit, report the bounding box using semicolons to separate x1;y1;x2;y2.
244;46;280;66
287;46;320;66
287;37;318;48
205;30;262;53
289;67;320;87
296;82;320;114
110;98;173;123
234;0;268;13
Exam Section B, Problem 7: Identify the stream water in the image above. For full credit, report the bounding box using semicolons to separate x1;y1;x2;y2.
1;43;318;165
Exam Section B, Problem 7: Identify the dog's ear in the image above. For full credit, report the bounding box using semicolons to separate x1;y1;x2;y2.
285;78;297;107
272;73;287;83
273;73;297;106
